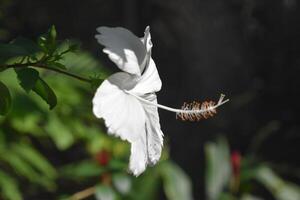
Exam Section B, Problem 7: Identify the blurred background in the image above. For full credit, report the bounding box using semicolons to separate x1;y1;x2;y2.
1;0;300;199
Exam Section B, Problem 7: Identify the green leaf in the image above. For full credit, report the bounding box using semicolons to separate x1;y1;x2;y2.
0;37;40;62
46;61;67;70
0;170;23;200
112;173;132;195
0;81;12;115
15;68;57;109
0;43;29;59
32;77;57;109
131;168;160;200
241;194;263;200
49;25;57;43
37;36;48;53
219;192;237;200
0;151;39;181
95;185;116;200
90;76;103;90
11;37;40;55
205;137;231;200
11;143;57;179
68;43;80;52
255;166;300;200
60;160;105;180
45;114;74;150
37;26;57;54
160;161;193;200
0;149;55;189
15;68;39;92
108;159;127;171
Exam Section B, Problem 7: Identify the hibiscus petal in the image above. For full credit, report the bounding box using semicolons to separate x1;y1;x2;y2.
130;138;148;176
141;26;152;53
92;72;149;176
142;93;164;165
95;27;147;75
92;72;145;142
130;58;162;95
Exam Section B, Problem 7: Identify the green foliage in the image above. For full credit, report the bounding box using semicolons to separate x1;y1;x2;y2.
38;25;57;55
204;137;300;200
32;77;57;109
1;27;193;200
95;185;116;200
60;160;105;180
129;162;161;200
0;37;40;62
255;166;300;200
0;81;11;115
205;137;231;200
11;143;57;179
112;173;132;195
0;26;108;199
0;170;22;200
0;25;95;112
15;68;39;92
15;67;57;109
160;161;193;200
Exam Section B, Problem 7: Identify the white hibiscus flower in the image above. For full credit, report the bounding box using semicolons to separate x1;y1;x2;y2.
92;26;228;176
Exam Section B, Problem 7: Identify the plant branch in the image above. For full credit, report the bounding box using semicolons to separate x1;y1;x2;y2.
0;62;92;83
70;186;96;200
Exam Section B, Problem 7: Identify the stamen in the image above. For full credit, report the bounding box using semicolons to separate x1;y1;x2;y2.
176;100;217;121
125;91;229;122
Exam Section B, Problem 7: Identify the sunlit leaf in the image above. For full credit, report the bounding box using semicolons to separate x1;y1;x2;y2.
45;114;74;150
241;194;264;200
0;150;41;184
0;170;23;200
255;166;300;200
112;173;132;195
60;160;105;179
218;192;237;200
0;81;12;115
47;61;67;70
108;159;127;171
205;137;231;200
95;185;116;200
10;112;44;136
160;161;193;200
11;143;57;179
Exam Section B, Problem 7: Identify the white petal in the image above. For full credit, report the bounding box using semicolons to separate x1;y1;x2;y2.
130;58;162;95
95;27;147;75
141;26;153;52
130;138;148;176
92;72;149;176
92;72;145;142
142;93;164;165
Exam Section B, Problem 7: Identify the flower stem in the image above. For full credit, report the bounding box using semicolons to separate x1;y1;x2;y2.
125;91;229;114
0;62;92;83
70;186;96;200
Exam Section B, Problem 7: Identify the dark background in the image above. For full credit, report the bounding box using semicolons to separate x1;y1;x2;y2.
1;0;300;199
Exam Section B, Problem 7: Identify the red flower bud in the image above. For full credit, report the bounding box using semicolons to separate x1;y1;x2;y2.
95;150;111;166
231;151;241;177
